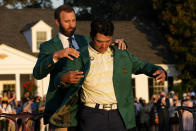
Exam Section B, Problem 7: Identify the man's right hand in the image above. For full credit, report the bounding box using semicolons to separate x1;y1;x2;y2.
53;48;80;61
61;71;84;84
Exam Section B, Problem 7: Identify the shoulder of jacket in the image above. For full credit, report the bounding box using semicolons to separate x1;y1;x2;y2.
79;45;89;53
112;46;130;55
40;36;59;48
75;34;90;40
75;34;88;37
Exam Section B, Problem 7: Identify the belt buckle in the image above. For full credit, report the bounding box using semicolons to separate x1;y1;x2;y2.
103;104;112;110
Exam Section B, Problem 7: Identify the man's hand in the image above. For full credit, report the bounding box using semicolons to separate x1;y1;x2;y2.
61;71;84;84
153;70;166;83
53;48;80;61
111;39;127;50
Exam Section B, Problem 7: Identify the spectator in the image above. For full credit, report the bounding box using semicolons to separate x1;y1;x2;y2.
16;101;23;131
34;96;41;131
135;97;142;131
140;99;150;131
23;97;37;131
169;95;180;131
149;94;159;131
168;91;175;106
7;91;12;103
182;95;193;131
191;92;196;106
0;97;14;131
22;92;30;104
2;91;8;102
39;95;48;131
38;96;46;113
9;92;18;113
157;91;170;131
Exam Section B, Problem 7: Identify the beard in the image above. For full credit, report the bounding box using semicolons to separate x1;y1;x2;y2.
59;24;76;37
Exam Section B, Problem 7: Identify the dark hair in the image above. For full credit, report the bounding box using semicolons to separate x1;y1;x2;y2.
90;18;114;40
54;5;75;20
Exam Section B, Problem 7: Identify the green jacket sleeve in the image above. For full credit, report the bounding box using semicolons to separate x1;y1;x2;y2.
127;50;166;77
33;43;56;80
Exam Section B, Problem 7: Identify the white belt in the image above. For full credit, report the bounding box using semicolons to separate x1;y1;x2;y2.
85;103;118;111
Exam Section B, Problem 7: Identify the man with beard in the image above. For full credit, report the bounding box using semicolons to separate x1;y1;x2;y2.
33;5;126;131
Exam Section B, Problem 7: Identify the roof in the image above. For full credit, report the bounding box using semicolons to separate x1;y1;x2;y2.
20;21;38;33
0;9;174;64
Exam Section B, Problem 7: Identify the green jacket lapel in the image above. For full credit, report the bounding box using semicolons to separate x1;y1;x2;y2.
111;46;120;91
75;35;90;49
53;35;64;50
112;46;119;72
80;45;90;78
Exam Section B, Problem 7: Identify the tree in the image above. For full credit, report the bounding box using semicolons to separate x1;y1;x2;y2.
26;0;52;8
64;0;155;20
0;0;52;9
153;0;196;92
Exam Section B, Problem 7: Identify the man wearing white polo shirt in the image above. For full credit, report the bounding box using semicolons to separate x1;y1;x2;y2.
53;18;167;131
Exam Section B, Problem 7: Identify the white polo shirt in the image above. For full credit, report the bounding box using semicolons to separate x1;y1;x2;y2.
81;45;117;104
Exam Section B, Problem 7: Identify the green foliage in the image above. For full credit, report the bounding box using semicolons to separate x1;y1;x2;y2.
153;0;196;92
65;0;155;20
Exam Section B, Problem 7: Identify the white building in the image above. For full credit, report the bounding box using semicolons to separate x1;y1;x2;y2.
0;9;179;102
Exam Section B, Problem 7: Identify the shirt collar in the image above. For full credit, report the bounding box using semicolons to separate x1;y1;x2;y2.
88;43;112;55
58;32;75;41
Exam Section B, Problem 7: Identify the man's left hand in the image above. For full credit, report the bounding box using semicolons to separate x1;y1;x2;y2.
153;70;166;83
111;39;126;50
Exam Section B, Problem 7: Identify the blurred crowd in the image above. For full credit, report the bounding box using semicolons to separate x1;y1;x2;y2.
0;91;48;131
135;91;196;131
0;90;196;131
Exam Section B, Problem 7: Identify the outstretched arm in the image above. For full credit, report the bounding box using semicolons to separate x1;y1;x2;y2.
127;50;167;83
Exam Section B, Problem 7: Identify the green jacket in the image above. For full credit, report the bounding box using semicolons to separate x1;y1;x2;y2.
52;45;165;129
33;35;90;124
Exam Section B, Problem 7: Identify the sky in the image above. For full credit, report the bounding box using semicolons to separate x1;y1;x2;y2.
51;0;64;8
